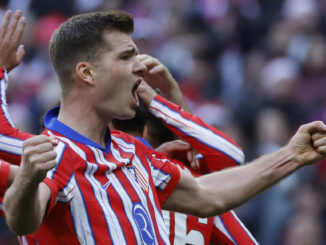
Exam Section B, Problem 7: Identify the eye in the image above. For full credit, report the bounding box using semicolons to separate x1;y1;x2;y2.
121;55;130;60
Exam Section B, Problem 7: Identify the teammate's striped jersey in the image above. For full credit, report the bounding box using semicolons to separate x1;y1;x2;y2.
29;106;180;244
149;95;245;173
149;95;258;245
0;68;33;165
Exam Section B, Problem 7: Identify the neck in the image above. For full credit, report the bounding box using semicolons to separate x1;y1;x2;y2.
58;97;110;148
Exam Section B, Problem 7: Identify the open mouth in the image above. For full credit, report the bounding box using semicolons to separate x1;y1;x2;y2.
131;79;141;106
132;79;141;94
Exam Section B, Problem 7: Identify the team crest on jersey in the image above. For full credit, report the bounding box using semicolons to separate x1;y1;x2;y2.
132;202;155;245
126;163;149;192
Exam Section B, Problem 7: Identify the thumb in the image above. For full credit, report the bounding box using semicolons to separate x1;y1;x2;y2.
299;121;326;135
16;44;25;63
49;135;59;146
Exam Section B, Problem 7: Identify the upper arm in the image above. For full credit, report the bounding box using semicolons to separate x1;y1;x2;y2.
162;169;218;217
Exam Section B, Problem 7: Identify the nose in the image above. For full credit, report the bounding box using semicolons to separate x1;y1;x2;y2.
133;57;147;76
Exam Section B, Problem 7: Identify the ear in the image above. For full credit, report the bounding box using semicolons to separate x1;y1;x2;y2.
75;62;95;86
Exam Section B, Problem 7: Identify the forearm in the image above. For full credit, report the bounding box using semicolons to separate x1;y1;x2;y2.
149;95;244;165
198;145;299;215
0;68;33;164
4;173;45;235
161;82;190;112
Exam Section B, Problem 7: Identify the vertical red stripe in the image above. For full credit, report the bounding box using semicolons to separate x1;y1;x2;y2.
220;212;256;245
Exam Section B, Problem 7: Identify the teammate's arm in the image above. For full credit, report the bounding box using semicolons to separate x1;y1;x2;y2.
4;135;57;235
138;54;190;112
0;10;34;164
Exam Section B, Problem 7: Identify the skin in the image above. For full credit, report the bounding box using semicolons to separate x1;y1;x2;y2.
58;31;146;147
3;12;326;236
0;10;26;72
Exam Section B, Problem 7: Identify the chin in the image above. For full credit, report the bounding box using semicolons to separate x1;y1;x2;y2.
115;110;136;120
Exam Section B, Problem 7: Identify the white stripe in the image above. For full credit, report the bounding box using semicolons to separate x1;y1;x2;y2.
0;74;15;127
162;210;170;237
57;175;75;203
0;134;23;155
56;136;126;244
46;141;66;180
91;146;144;244
69;176;97;245
230;210;259;244
149;100;245;164
112;136;149;183
150;163;171;190
83;159;126;244
46;135;98;245
214;216;236;243
113;136;172;192
21;236;29;245
111;143;170;244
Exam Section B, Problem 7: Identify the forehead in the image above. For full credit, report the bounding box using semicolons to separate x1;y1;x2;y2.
103;31;137;53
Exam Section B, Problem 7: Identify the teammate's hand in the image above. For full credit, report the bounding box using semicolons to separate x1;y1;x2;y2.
137;80;157;106
21;135;58;184
156;139;197;166
0;10;26;72
287;121;326;167
138;54;178;94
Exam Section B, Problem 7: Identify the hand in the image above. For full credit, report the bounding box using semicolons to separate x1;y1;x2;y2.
21;135;58;184
155;139;197;167
288;121;326;167
138;54;178;94
0;10;26;72
137;80;157;106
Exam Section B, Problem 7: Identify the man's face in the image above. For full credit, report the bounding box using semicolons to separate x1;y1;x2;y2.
93;31;146;120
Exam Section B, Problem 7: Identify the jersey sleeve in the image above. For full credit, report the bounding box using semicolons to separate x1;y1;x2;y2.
147;149;181;206
148;95;245;173
0;160;11;217
212;211;258;245
0;67;34;165
42;140;75;215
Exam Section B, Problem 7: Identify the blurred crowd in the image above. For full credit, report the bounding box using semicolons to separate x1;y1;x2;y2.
0;0;326;244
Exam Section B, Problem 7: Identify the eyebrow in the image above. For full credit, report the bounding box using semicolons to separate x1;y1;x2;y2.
120;47;139;56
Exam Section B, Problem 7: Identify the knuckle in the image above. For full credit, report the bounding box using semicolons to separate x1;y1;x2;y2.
23;147;36;157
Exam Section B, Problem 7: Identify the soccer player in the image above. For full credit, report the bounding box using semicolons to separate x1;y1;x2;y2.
3;10;326;245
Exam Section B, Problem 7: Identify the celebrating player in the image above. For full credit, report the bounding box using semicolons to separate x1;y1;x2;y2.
2;10;326;245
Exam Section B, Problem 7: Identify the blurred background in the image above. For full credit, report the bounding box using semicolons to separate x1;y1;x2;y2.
0;0;326;244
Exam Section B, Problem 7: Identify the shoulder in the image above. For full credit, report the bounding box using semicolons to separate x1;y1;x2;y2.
111;130;148;149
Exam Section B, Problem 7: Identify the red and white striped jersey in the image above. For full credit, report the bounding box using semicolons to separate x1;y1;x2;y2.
0;68;32;165
31;106;181;244
149;95;258;245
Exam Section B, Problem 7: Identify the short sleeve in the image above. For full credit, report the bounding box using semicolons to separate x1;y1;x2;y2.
42;141;74;215
148;151;180;206
0;161;10;217
0;161;10;198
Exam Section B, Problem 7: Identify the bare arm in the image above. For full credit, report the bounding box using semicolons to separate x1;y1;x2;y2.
4;135;57;235
162;121;326;217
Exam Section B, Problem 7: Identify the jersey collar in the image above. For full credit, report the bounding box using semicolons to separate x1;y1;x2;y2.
134;137;152;149
44;106;111;153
